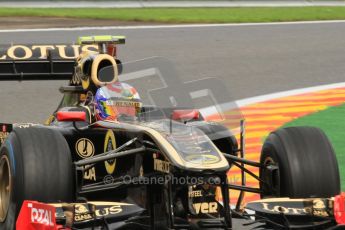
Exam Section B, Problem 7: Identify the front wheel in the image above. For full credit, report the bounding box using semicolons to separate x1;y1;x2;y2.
0;127;74;229
260;126;340;198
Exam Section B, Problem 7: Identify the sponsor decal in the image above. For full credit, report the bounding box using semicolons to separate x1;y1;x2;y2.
153;158;170;174
74;214;92;222
193;202;218;214
75;204;89;214
184;154;220;165
73;204;123;222
29;203;54;226
74;204;93;222
16;200;56;229
75;138;95;159
0;44;97;60
83;164;96;181
188;190;202;198
313;199;326;209
115;101;141;108
313;199;332;217
104;130;116;174
260;200;332;217
262;202;312;215
95;205;122;216
14;123;39;129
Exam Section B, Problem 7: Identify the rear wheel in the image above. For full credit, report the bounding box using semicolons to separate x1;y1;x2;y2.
260;126;340;198
0;127;74;229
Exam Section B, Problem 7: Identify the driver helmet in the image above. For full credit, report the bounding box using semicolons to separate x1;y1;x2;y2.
95;82;142;121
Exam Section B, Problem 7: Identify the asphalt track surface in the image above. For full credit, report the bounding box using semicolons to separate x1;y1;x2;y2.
1;21;345;123
1;21;344;229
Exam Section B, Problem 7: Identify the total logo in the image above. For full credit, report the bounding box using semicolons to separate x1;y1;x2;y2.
16;200;57;230
29;203;54;226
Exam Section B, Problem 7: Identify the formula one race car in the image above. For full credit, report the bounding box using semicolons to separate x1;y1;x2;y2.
0;35;343;230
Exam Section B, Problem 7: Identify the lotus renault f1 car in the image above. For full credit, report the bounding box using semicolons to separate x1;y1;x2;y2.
0;35;344;230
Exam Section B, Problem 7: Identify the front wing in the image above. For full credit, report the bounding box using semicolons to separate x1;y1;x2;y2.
16;200;146;230
16;194;345;230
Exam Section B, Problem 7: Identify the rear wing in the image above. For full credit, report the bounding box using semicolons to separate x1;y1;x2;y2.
0;36;125;81
0;44;91;81
0;57;75;81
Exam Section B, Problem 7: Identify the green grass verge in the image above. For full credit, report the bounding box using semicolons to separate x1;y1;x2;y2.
2;7;345;23
283;103;345;190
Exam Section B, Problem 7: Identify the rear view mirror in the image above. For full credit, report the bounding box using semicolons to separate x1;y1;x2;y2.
172;109;200;122
56;111;87;122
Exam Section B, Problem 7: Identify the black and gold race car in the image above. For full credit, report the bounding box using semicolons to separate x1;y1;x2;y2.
0;36;343;230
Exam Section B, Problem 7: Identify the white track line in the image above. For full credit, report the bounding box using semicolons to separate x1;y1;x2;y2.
1;20;345;33
200;82;345;118
236;82;345;107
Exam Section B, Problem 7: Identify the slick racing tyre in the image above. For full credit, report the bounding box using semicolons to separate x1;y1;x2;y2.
260;126;340;198
0;127;73;229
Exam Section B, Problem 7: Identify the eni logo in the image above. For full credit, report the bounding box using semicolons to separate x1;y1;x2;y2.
104;130;116;174
75;138;95;158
